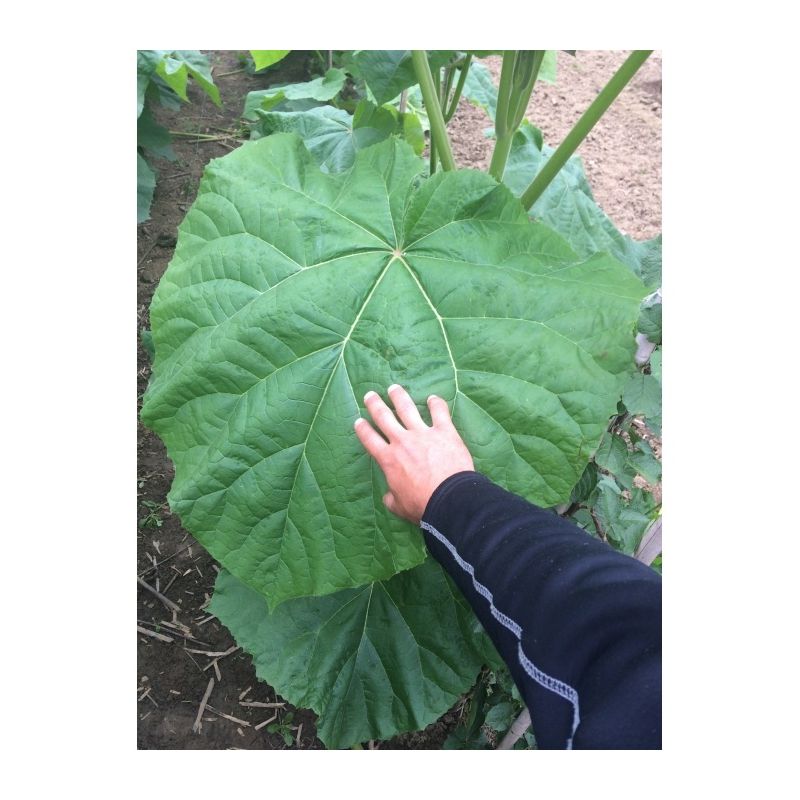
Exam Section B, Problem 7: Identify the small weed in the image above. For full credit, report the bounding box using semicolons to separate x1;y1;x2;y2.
139;499;166;529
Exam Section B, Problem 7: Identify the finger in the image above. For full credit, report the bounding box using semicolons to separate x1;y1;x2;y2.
388;384;427;431
427;394;454;429
353;418;388;462
383;491;399;515
364;391;405;441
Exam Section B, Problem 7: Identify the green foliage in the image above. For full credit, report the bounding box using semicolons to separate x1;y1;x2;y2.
250;50;291;71
141;49;661;747
137;50;220;223
266;711;296;747
137;153;156;224
249;100;424;172
461;62;499;120
140;134;646;608
243;68;348;117
352;50;457;105
623;349;662;434
139;499;166;529
209;559;498;749
503;121;661;288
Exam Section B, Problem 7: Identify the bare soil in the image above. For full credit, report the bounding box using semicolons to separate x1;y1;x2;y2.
137;50;662;750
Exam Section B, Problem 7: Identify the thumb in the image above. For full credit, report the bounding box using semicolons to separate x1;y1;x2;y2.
383;491;399;516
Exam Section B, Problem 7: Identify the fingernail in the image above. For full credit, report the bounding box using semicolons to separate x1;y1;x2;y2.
428;394;439;402
354;418;364;428
364;391;377;402
388;383;401;393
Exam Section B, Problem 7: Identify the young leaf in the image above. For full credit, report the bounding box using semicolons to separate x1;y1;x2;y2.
154;51;221;107
209;559;498;749
250;50;291;71
484;701;516;732
140;135;646;607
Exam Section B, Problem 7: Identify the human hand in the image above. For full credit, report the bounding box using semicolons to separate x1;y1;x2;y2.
353;385;475;525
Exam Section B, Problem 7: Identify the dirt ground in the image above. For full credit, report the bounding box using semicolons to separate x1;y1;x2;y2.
137;50;662;750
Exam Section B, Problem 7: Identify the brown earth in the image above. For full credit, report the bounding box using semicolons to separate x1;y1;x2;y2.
137;50;662;750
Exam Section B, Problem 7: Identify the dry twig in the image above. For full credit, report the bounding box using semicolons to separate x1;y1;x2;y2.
137;625;174;643
205;705;251;727
137;576;181;612
255;712;278;731
193;677;215;733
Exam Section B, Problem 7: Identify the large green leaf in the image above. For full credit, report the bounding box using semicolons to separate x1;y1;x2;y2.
352;50;457;105
251;101;424;172
140;135;645;607
503;121;661;288
209;558;498;748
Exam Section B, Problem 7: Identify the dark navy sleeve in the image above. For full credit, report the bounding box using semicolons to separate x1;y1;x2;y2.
421;470;661;750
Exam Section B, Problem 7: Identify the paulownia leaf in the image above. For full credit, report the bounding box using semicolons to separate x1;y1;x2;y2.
137;153;156;223
140;135;645;607
250;101;424;173
154;51;221;108
209;558;499;749
462;61;499;120
137;106;176;162
250;50;291;71
353;50;457;105
503;121;661;288
243;68;347;119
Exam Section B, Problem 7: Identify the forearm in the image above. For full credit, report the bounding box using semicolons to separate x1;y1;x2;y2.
421;471;661;749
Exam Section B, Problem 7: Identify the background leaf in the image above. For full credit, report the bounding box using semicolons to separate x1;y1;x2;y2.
137;153;156;223
250;50;291;71
353;50;457;105
503;121;661;288
243;68;347;119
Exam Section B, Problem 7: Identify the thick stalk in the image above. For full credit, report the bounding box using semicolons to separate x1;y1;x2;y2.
508;50;544;131
444;52;472;121
493;51;517;140
520;49;652;210
429;66;441;175
490;51;544;181
412;50;456;172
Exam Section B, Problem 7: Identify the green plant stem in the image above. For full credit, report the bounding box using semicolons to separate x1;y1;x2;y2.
412;50;456;172
441;64;455;108
520;49;652;210
489;51;546;181
429;66;441;175
444;53;472;122
488;51;519;181
168;131;234;141
493;51;516;140
508;50;544;131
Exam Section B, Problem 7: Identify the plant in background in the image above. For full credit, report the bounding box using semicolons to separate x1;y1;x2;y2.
137;51;221;223
140;50;660;748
